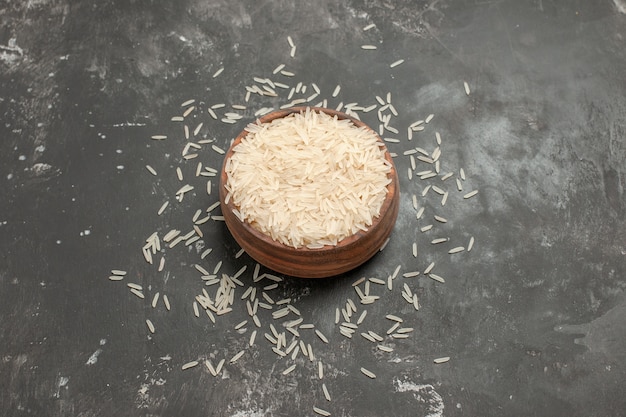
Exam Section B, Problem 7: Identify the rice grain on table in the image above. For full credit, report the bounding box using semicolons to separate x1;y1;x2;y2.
230;350;245;363
386;322;400;334
429;274;445;283
356;310;367;325
468;236;475;252
282;364;297;375
146;319;155;334
215;359;225;375
130;288;145;299
464;190;478;199
389;59;405;68
434;356;450;364
157;201;169;216
183;106;195;118
182;360;199;370
449;246;465;254
313;406;331;416
145;165;157;175
379;237;390;251
360;367;376;379
151;292;160;308
464;81;471;95
322;383;331;401
361;44;377;50
205;360;217;376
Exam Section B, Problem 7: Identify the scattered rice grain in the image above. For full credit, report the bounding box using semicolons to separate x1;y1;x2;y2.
360;367;376;379
182;360;199;370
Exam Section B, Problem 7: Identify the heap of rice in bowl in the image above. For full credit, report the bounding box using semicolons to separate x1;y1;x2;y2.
224;108;392;249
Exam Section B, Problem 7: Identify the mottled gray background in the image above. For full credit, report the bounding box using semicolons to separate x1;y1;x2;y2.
1;1;625;416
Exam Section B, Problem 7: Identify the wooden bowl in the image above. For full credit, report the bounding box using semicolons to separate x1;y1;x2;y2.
219;107;400;278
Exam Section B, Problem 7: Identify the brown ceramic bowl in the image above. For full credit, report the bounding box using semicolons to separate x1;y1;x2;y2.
219;107;400;278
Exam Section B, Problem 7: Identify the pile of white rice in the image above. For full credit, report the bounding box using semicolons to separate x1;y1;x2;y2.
224;108;393;249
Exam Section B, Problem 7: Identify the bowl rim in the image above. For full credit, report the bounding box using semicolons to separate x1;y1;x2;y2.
219;106;399;254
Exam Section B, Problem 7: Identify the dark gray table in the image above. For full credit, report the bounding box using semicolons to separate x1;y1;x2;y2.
1;1;625;416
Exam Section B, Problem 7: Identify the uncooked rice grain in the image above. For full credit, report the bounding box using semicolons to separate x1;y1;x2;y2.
225;108;392;248
441;172;453;181
145;165;157;175
429;274;445;283
182;360;199;370
322;383;331;401
230;350;245;363
215;359;225;374
130;288;145;299
183;106;195;118
282;364;296;375
313;406;331;416
360;367;376;378
464;190;478;199
158;201;169;216
146;319;155;334
468;236;475;252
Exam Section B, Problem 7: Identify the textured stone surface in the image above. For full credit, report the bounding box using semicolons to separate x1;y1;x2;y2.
1;1;625;416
